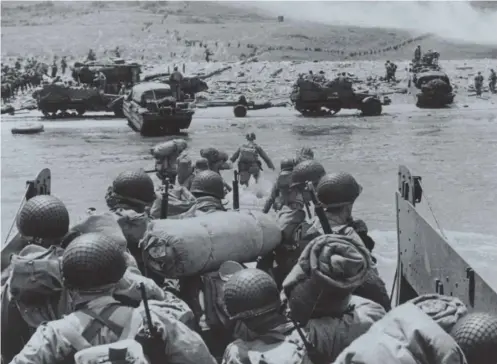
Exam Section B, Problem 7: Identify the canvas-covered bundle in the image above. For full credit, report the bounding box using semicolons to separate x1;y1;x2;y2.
35;84;100;103
421;78;452;94
140;211;282;278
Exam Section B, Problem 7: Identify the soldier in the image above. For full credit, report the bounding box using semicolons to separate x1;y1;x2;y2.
51;59;58;78
170;66;183;101
94;71;107;93
230;133;275;187
152;139;188;185
8;233;216;364
282;235;387;363
294;147;314;165
489;69;496;94
222;269;306;364
414;45;421;63
104;170;156;269
60;56;67;75
271;160;326;285
475;71;484;96
263;158;295;213
1;195;71;274
87;48;96;61
449;312;497;364
189;170;227;214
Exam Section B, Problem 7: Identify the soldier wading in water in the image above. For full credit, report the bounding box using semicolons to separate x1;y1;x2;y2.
230;133;275;187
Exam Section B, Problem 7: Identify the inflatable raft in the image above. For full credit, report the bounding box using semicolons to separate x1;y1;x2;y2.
11;123;44;135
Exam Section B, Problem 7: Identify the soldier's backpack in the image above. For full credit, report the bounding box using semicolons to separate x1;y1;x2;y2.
63;306;163;364
239;143;258;163
74;339;149;364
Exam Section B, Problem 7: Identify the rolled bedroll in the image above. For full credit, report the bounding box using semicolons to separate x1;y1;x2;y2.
140;210;282;278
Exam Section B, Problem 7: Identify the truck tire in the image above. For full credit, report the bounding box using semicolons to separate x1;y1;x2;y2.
76;107;86;116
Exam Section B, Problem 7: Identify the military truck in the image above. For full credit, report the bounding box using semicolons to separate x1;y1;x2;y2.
290;77;384;117
32;59;141;117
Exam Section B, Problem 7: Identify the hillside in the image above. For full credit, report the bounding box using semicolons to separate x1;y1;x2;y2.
1;1;496;65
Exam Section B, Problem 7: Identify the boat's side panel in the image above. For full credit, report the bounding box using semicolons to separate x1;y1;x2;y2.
396;191;497;314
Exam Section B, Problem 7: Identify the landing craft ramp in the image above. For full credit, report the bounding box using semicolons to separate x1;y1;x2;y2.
395;165;497;313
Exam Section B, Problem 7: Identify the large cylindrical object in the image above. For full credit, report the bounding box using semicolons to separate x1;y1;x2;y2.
141;211;282;278
233;104;247;117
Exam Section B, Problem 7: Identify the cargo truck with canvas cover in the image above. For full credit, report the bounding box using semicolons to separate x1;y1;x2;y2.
32;59;141;117
290;76;384;117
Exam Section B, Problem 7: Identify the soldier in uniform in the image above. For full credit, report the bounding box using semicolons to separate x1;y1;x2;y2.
272;160;326;285
263;158;295;213
8;233;216;364
104;170;156;270
414;45;421;63
302;172;390;310
475;71;484;96
489;69;496;94
153;139;188;185
221;269;306;364
189;170;227;214
60;56;67;75
294;147;314;165
51;59;58;78
1;195;70;273
230;133;275;187
87;48;96;61
170;66;184;101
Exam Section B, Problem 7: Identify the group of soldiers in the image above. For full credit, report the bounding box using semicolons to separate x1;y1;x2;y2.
1;58;47;103
474;69;496;96
3;132;497;364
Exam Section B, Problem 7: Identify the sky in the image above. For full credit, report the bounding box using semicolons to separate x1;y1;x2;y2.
231;1;497;46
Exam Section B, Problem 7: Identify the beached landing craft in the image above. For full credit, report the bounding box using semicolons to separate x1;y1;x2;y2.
123;82;195;137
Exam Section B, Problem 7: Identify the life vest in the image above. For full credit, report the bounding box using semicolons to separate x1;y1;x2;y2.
239;143;258;163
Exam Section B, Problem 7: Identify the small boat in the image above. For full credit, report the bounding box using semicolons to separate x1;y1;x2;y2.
123;82;194;137
11;123;44;135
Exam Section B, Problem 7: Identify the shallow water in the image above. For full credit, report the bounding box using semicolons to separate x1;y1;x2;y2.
2;104;497;287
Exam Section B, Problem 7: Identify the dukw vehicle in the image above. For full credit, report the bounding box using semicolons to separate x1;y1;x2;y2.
123;82;195;137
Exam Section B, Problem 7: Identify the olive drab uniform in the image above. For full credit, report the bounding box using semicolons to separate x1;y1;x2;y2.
230;135;275;186
475;73;484;96
221;269;307;364
9;233;215;364
263;158;295;213
414;46;421;63
170;69;183;101
490;70;497;94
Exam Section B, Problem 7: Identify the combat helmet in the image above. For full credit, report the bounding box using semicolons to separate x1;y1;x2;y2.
195;157;209;171
450;312;497;364
17;195;70;240
317;172;362;208
280;157;295;172
224;269;280;320
112;170;156;205
190;170;225;199
62;233;126;290
290;160;326;188
246;132;256;142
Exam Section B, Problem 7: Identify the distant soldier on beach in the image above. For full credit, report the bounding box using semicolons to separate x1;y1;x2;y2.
414;45;421;63
60;56;67;74
474;72;484;96
170;66;184;101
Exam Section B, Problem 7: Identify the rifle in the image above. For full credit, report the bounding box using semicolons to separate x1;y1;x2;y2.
137;283;163;362
306;182;332;234
160;177;169;219
285;308;328;364
232;170;240;211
